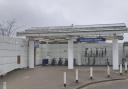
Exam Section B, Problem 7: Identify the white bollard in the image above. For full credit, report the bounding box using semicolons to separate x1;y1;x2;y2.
64;72;66;87
120;64;123;75
107;66;110;78
3;82;6;89
90;67;93;79
125;62;127;73
75;69;78;83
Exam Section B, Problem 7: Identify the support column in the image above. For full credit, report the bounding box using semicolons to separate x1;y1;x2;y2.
68;38;74;69
77;43;82;65
28;41;34;68
112;38;119;70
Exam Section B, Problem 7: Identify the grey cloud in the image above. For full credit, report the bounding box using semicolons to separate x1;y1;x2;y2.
0;0;128;27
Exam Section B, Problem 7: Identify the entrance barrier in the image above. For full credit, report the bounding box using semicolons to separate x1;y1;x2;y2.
58;58;63;66
51;58;56;66
64;59;68;66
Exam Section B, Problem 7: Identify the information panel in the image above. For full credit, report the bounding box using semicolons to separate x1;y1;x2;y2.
77;37;106;43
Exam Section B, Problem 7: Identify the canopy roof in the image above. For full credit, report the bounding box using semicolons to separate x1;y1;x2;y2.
17;23;127;42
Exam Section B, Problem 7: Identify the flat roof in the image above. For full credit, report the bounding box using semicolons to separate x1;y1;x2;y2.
17;23;127;40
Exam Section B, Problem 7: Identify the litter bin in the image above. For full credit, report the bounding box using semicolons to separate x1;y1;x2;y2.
42;59;48;66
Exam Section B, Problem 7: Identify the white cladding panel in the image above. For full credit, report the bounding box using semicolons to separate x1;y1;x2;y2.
36;42;123;66
0;37;27;75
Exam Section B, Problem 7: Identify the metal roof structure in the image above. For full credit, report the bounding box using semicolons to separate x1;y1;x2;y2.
17;23;127;42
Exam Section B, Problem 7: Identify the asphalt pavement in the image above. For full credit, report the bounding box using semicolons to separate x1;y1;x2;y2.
83;79;128;89
0;66;127;89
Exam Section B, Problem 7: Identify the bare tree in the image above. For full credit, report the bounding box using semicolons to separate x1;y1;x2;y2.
0;24;4;36
0;19;17;37
6;19;16;36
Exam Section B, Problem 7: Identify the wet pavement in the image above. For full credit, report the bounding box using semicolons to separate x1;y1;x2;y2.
83;79;128;89
0;66;127;89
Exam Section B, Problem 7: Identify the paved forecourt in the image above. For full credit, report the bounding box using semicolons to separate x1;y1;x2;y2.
0;66;128;89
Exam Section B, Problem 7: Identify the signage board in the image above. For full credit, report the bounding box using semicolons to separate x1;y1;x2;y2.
77;37;106;43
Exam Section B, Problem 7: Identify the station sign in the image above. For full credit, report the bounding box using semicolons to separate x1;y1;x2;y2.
77;37;106;43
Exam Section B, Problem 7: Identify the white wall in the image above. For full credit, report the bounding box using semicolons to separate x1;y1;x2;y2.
0;36;28;75
0;36;124;75
35;44;78;65
36;42;123;65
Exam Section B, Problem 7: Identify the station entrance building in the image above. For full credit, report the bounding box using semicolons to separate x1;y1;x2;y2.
17;23;127;70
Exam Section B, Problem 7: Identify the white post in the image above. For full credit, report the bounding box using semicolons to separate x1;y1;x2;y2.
120;64;123;75
76;69;78;83
3;82;6;89
90;67;93;79
107;66;110;77
68;38;74;69
28;41;34;68
125;62;127;73
64;72;66;87
112;38;119;70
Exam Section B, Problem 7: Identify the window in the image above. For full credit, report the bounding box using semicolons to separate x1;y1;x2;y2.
17;55;21;64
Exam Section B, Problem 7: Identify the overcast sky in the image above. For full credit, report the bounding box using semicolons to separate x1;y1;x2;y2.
0;0;128;26
0;0;128;40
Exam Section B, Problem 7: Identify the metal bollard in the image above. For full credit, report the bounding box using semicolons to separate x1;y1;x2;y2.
120;64;123;75
90;67;93;80
75;69;78;83
3;82;6;89
64;72;66;87
107;65;110;78
125;62;127;73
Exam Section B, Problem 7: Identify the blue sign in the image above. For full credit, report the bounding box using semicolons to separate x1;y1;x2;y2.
77;37;106;43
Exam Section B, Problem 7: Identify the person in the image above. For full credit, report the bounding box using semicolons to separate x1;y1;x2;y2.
106;58;110;66
74;58;76;66
122;58;126;67
64;58;68;66
58;57;63;66
51;58;56;66
88;57;90;65
92;57;95;65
